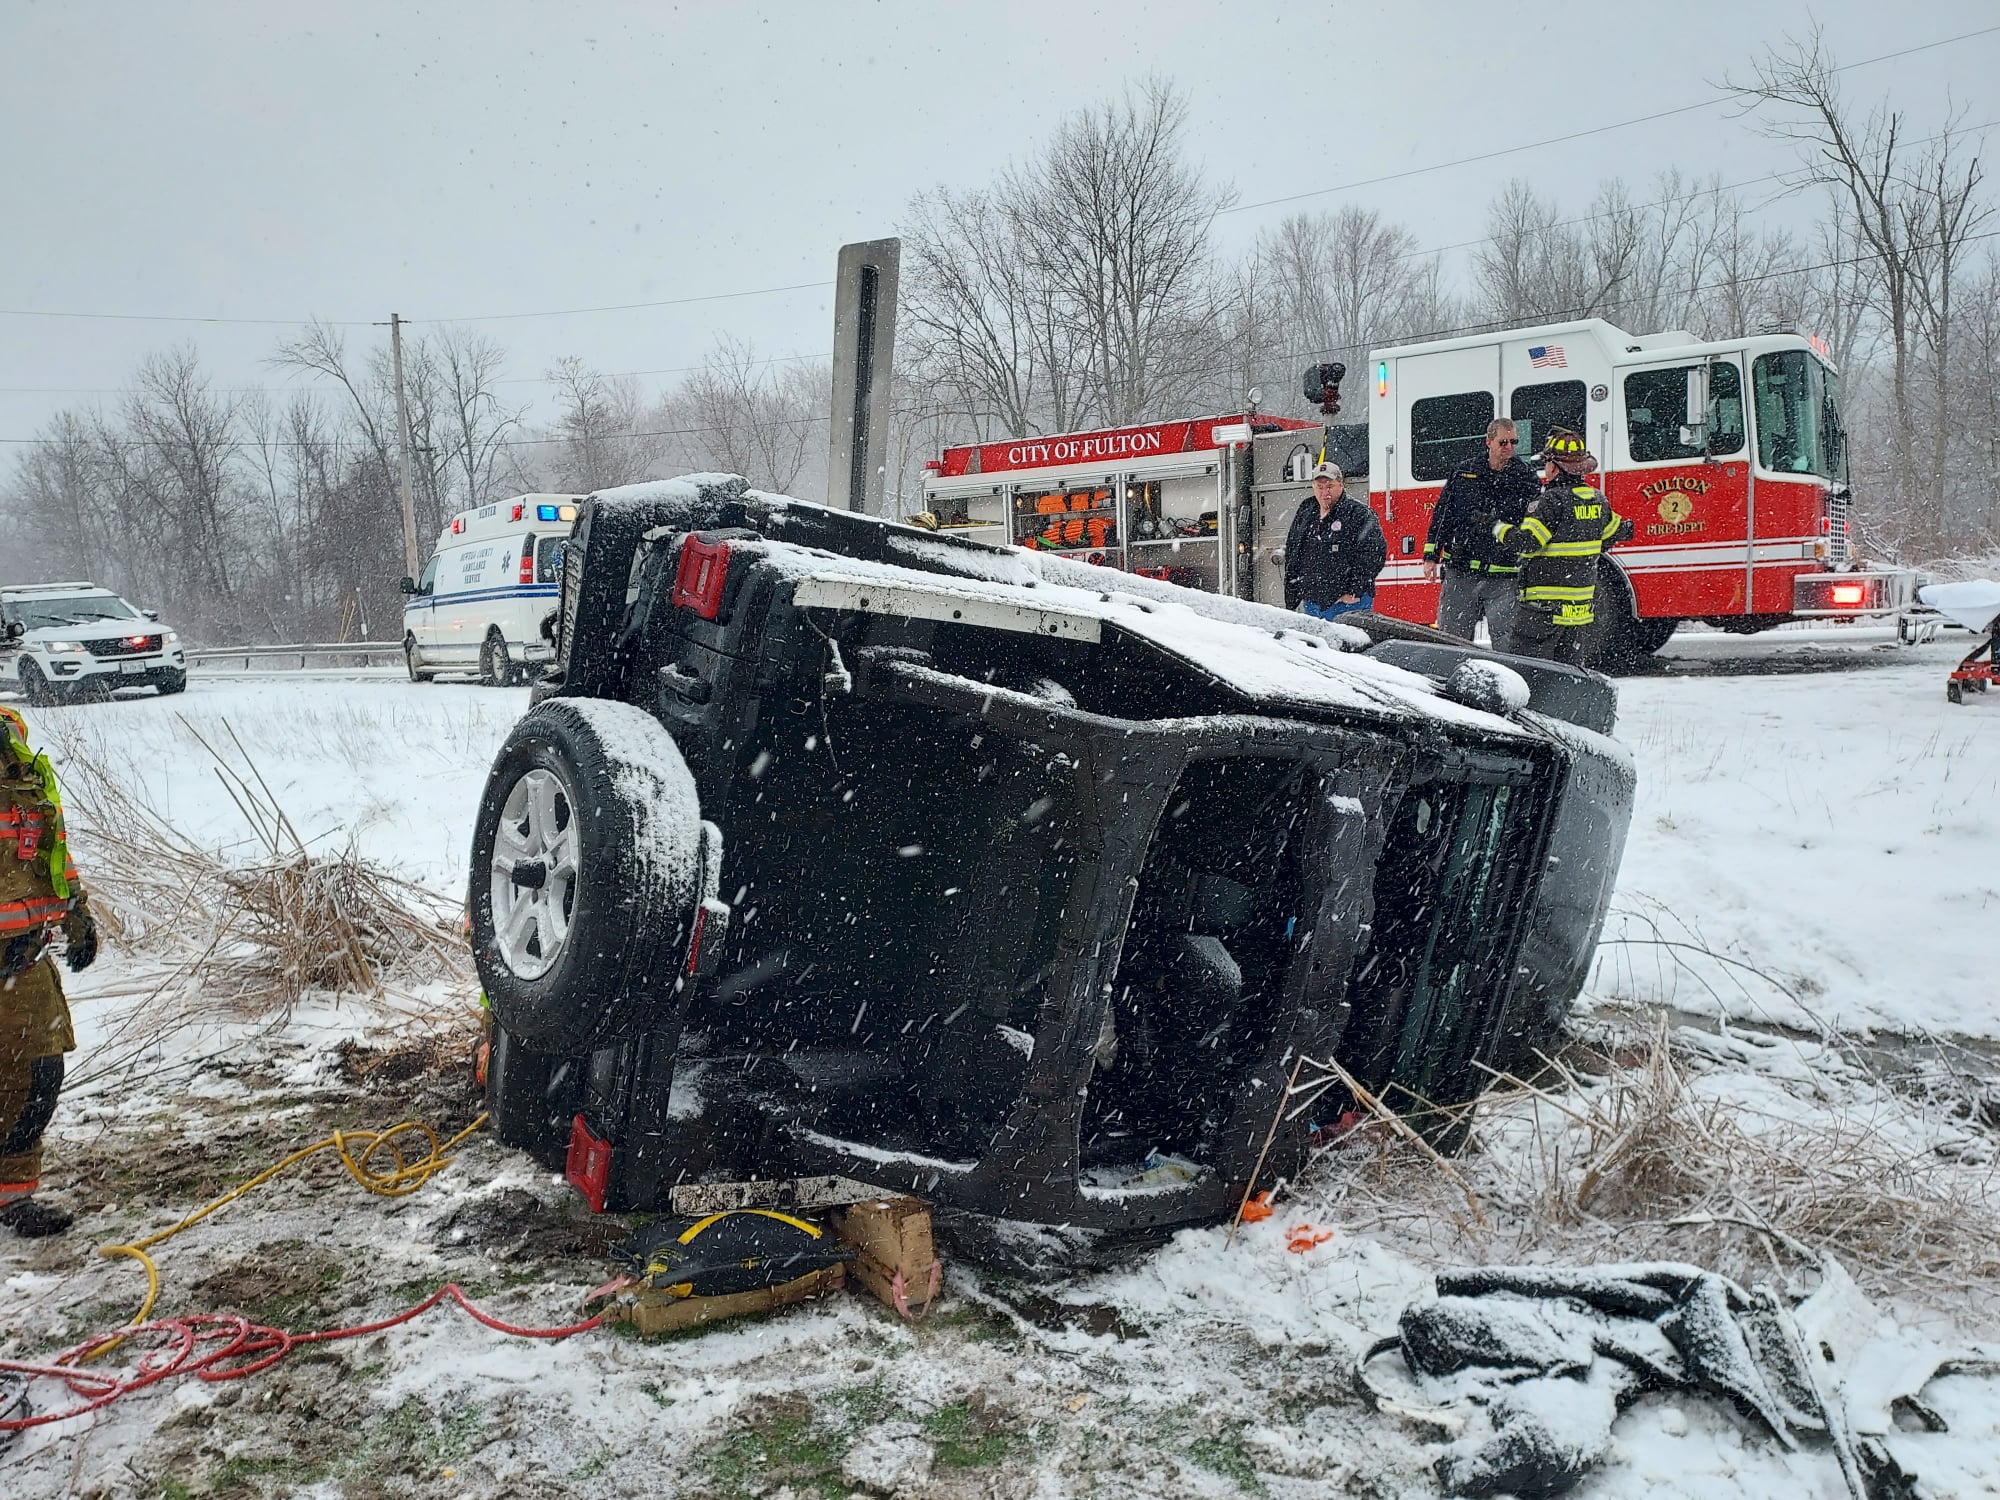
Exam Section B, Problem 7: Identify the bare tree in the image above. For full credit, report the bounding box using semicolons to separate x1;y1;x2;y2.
1005;79;1234;426
431;325;529;510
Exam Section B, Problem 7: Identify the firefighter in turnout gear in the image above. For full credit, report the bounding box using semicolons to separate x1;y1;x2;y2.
1491;428;1632;667
0;705;95;1238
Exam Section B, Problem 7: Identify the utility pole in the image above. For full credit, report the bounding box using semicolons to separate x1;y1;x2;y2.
390;312;420;578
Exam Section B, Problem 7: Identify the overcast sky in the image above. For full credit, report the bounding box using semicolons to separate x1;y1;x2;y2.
3;0;1996;449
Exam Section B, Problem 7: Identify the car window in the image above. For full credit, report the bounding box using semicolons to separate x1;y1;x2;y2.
536;536;566;584
1411;391;1495;481
6;596;139;629
1625;362;1745;463
417;557;439;593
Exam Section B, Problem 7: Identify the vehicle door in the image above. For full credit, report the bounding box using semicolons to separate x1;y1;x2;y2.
437;541;504;662
406;554;442;650
1603;358;1750;619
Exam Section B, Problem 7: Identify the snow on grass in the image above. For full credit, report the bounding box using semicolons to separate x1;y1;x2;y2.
1597;636;2000;1038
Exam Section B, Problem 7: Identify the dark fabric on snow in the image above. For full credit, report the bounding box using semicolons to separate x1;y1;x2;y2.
1362;1262;1926;1500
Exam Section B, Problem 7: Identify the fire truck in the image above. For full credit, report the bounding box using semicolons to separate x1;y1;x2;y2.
921;317;1920;665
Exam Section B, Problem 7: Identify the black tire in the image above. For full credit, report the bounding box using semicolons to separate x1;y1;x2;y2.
155;669;187;697
1584;559;1642;672
1625;614;1679;657
1948;681;1964;704
405;636;433;683
485;1022;582;1169
479;633;511;688
17;659;54;706
470;697;704;1054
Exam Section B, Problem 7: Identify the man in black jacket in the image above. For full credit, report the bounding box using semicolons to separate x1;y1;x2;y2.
1422;418;1542;644
1284;461;1386;619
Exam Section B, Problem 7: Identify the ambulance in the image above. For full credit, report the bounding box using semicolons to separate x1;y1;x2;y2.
400;494;581;684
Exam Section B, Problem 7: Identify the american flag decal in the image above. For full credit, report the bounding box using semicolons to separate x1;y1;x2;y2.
1528;345;1568;369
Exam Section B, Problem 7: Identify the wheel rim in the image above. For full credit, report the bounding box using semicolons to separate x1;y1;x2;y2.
489;767;580;980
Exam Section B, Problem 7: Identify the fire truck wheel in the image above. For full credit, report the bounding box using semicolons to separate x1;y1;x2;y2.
471;698;704;1054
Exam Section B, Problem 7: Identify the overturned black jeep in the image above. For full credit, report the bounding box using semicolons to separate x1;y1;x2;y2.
471;475;1633;1258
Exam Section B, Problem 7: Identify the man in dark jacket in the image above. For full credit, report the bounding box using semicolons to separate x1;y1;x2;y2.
1284;461;1386;619
1422;418;1542;645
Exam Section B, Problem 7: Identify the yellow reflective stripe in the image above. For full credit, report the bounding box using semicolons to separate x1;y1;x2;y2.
1600;516;1624;539
1522;585;1598;601
1539;540;1604;557
1520;516;1553;545
678;1208;823;1244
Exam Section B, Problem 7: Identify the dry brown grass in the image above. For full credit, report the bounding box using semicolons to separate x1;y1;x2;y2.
1298;1018;2000;1324
42;714;475;1092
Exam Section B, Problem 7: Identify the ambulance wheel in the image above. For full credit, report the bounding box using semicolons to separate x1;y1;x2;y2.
470;698;704;1054
480;632;513;688
16;659;54;706
404;636;434;683
1947;681;1964;704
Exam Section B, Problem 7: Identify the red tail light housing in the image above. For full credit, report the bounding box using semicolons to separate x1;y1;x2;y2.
565;1113;613;1213
519;536;535;585
673;536;732;620
1830;583;1866;606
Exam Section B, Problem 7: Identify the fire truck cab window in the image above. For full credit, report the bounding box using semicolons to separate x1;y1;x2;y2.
1410;391;1496;481
1753;351;1846;481
1509;380;1586;456
1624;361;1744;463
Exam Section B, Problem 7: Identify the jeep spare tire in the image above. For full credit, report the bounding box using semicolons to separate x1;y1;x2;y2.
471;698;704;1054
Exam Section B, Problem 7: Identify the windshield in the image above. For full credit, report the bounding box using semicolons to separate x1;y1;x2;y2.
1753;350;1847;481
6;595;140;629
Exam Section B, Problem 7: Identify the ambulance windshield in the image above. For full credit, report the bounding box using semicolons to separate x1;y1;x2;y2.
1753;351;1847;483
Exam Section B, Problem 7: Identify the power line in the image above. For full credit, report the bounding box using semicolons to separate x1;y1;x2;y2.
1217;23;2000;221
0;413;831;450
6;24;1991;334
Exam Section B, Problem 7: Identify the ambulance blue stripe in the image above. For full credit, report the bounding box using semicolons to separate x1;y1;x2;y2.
407;585;560;609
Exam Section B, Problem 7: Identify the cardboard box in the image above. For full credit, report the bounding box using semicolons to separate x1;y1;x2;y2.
833;1197;939;1318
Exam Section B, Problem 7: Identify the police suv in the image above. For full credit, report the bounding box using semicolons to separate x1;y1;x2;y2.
0;582;188;703
400;495;581;685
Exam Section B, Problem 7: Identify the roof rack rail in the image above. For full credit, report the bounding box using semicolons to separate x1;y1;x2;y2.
0;581;100;593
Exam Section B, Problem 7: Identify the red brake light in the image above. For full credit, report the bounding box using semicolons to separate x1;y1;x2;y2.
519;536;535;585
1831;584;1866;605
564;1113;613;1213
673;536;732;620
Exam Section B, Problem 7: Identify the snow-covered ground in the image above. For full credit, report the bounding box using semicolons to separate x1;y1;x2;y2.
3;632;1997;1497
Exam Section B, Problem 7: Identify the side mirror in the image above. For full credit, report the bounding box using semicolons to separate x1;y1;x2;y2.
142;608;161;621
2;620;23;644
399;576;418;596
1679;364;1710;451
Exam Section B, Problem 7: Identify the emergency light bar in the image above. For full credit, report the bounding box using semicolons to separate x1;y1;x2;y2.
537;503;576;522
1376;362;1389;398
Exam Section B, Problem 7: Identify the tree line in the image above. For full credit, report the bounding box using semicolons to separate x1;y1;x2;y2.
3;30;1992;642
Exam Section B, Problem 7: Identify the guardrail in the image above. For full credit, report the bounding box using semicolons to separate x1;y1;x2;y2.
183;642;406;669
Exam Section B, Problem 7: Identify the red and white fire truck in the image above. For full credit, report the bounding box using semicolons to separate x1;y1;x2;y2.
921;317;1920;665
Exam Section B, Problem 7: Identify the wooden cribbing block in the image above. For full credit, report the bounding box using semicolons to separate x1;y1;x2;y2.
832;1196;939;1318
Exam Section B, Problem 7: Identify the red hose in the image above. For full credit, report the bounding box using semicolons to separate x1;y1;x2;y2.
0;1284;603;1432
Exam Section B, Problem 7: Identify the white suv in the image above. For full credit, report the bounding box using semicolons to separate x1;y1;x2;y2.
0;583;189;703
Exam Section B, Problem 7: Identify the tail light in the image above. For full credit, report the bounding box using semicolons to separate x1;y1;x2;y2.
1831;583;1866;606
673;536;732;620
519;536;535;585
565;1113;613;1213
